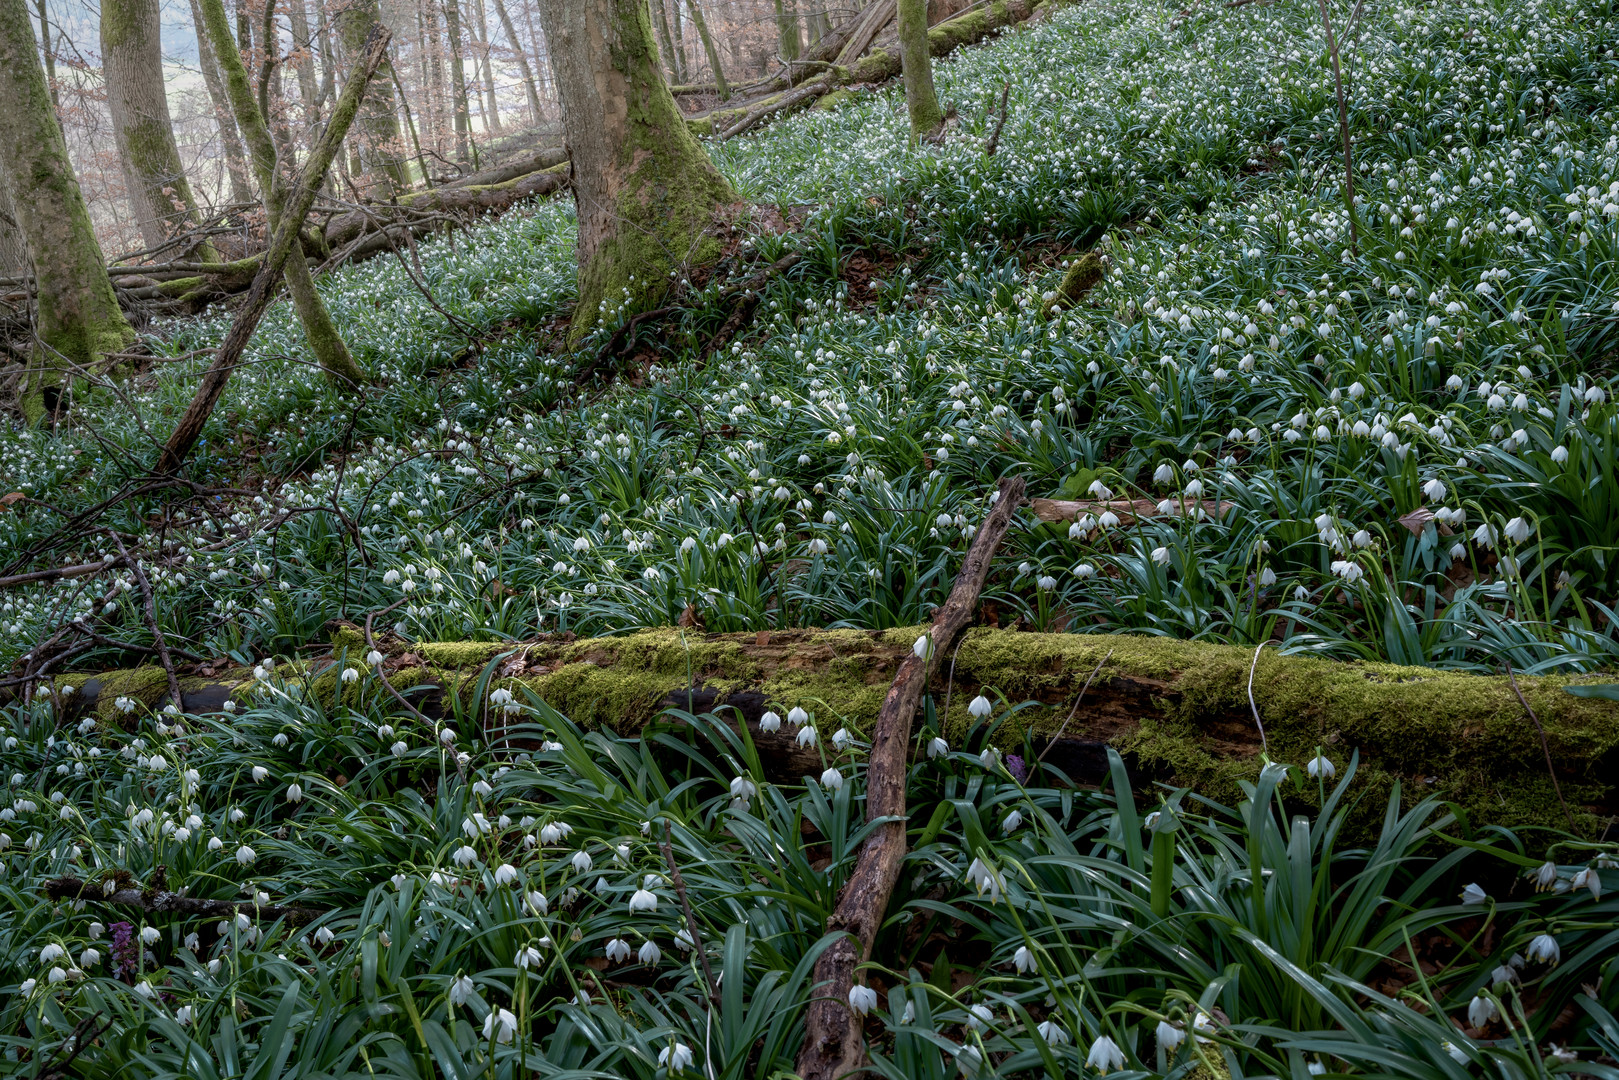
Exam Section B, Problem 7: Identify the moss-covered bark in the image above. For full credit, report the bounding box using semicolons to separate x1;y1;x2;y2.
101;0;210;252
897;0;943;140
0;0;136;424
52;627;1619;836
196;0;368;388
334;0;407;196
539;0;738;341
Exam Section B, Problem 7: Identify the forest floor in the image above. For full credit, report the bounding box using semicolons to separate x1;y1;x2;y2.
3;0;1619;1075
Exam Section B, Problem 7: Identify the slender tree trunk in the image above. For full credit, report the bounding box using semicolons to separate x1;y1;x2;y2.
774;0;800;62
520;0;547;115
419;0;445;159
687;0;727;99
650;0;679;81
101;0;209;250
332;0;407;194
196;0;369;387
34;0;58;110
442;0;471;162
669;0;687;81
489;0;540;125
190;0;256;203
896;0;941;139
287;0;322;134
537;0;737;340
0;0;135;423
471;0;499;132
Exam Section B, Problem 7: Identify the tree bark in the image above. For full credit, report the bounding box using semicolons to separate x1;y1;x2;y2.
190;0;256;204
471;0;501;133
156;21;392;473
538;0;737;340
488;0;541;125
442;0;472;163
197;0;369;387
687;0;728;100
101;0;209;250
797;475;1025;1080
34;0;59;110
0;172;25;274
774;0;801;62
650;0;681;82
896;0;942;140
0;0;135;424
287;0;323;135
333;0;408;195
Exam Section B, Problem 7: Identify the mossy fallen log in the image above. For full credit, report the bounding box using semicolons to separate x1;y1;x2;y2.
48;627;1619;834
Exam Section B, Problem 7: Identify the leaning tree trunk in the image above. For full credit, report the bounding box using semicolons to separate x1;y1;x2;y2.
687;0;728;100
0;0;135;424
190;0;255;204
896;0;942;140
538;0;737;340
333;0;408;195
101;0;210;251
442;0;472;163
197;0;369;388
488;0;541;125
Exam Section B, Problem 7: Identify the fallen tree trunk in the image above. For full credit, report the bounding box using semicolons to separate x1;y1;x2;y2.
47;624;1619;833
798;474;1025;1080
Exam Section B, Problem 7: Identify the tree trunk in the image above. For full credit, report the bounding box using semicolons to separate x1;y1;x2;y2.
101;0;209;250
650;0;680;82
196;0;369;387
537;0;737;339
774;0;800;62
442;0;471;163
896;0;941;139
0;171;26;274
333;0;408;195
669;0;688;80
0;0;135;423
287;0;323;134
687;0;728;100
472;0;500;133
190;0;256;203
420;0;447;159
488;0;541;125
52;625;1619;833
35;0;58;110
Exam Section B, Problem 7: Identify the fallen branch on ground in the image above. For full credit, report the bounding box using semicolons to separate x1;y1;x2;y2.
796;474;1026;1080
43;875;327;926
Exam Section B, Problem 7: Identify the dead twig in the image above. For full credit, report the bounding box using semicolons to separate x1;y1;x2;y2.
42;875;326;925
1504;662;1577;832
983;80;1011;156
1036;648;1113;766
661;820;721;1010
106;532;183;714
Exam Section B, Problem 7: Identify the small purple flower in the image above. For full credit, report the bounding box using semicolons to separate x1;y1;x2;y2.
1006;755;1028;784
110;921;140;978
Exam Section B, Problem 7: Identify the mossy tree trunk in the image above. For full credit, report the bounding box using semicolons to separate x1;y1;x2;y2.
0;0;135;424
687;0;728;100
102;0;212;252
286;0;323;135
189;0;255;204
896;0;942;140
196;0;369;388
774;0;801;62
488;0;541;125
333;0;408;195
538;0;738;340
442;0;472;163
0;172;25;273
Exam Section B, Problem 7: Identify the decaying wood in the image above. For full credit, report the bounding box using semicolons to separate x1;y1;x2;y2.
43;875;327;926
797;474;1026;1080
